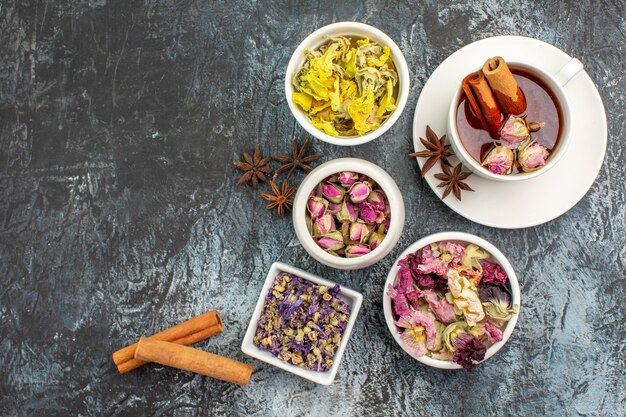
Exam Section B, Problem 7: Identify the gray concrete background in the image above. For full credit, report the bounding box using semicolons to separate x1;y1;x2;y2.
0;1;624;416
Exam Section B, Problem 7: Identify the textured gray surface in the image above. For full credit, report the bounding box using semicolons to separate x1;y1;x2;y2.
0;1;624;416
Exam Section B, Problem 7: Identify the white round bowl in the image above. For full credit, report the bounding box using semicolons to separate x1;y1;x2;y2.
382;231;521;369
447;61;572;182
292;158;405;270
285;22;410;146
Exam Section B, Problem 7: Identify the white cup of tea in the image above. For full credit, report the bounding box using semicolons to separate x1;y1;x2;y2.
447;58;584;182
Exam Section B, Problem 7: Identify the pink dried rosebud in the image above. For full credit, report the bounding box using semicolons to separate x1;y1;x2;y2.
321;182;345;204
382;216;391;232
327;202;342;214
518;141;549;172
359;202;377;223
316;230;344;251
307;196;328;220
349;222;372;243
481;145;514;175
345;244;371;258
500;116;530;148
367;190;386;210
313;212;336;236
338;171;359;187
369;228;385;250
348;182;371;203
336;199;357;223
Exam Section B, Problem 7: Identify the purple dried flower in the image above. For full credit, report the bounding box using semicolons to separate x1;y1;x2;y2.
480;261;508;286
253;273;350;372
452;333;487;369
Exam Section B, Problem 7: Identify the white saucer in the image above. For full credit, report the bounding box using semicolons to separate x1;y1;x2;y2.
412;36;607;229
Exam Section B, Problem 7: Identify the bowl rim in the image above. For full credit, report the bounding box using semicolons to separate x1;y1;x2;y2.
382;231;521;370
447;60;573;182
241;262;363;385
285;21;410;146
292;157;405;270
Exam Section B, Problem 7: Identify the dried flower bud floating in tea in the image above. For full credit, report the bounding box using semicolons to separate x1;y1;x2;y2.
481;145;514;175
499;116;530;148
518;141;549;172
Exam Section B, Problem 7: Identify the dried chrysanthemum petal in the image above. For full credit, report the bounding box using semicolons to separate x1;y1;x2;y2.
292;37;397;136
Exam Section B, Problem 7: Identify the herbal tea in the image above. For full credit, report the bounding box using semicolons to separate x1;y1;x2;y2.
456;58;562;175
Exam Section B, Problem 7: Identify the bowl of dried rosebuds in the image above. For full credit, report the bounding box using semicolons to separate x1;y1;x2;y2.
292;157;405;270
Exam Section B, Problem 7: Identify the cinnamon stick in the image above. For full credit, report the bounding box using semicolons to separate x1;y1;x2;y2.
134;337;253;385
462;72;504;138
483;56;527;115
112;310;224;373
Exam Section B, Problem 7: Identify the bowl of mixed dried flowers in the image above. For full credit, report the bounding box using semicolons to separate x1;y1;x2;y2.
241;262;363;385
285;22;410;146
383;232;520;369
292;158;405;270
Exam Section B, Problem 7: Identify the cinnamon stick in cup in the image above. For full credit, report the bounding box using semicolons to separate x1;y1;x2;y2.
112;310;224;373
134;337;253;385
483;56;527;115
462;72;504;138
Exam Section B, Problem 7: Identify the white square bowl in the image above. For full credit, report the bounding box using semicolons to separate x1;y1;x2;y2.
241;262;363;385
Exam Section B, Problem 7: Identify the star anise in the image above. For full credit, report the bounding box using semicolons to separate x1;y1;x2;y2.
408;125;453;177
233;147;272;188
261;180;295;217
434;161;474;201
272;138;322;179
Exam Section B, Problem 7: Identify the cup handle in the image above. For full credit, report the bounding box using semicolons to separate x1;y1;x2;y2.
553;58;584;87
